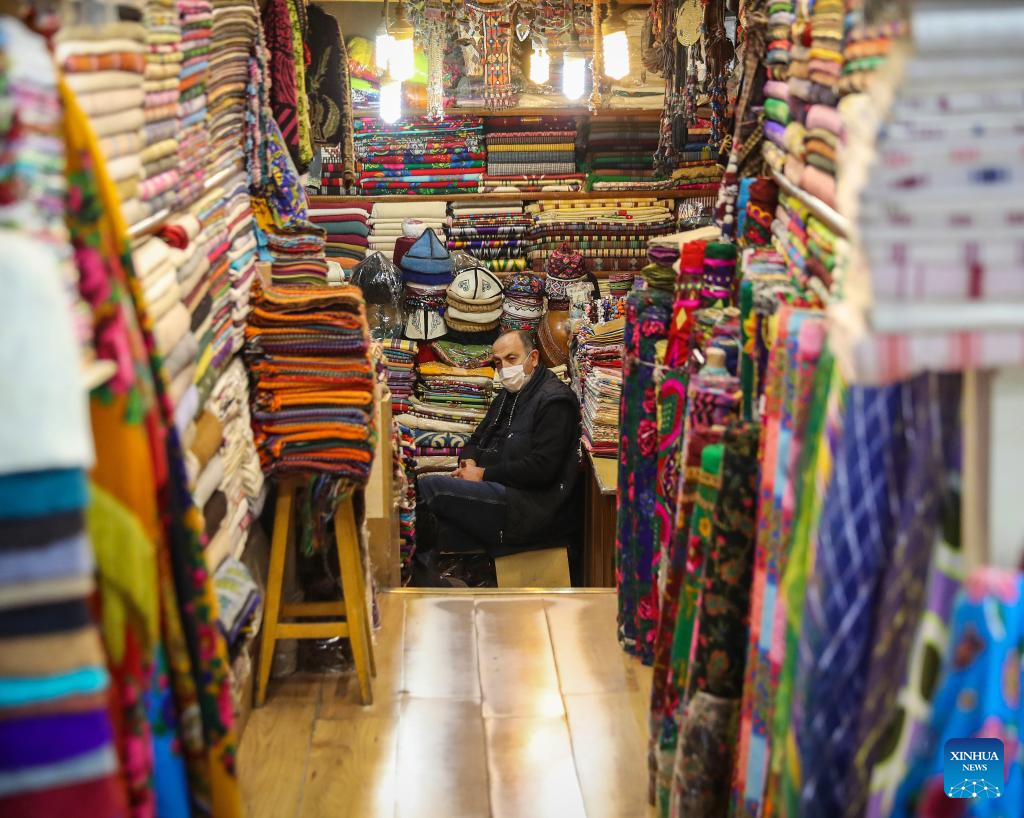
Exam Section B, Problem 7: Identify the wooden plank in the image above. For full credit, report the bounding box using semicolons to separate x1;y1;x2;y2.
396;698;490;818
545;595;635;695
320;591;405;719
311;188;711;204
353;105;664;119
298;716;399;818
564;693;652;818
239;676;321;818
476;598;564;718
590;451;619;495
402;596;481;700
485;716;588;818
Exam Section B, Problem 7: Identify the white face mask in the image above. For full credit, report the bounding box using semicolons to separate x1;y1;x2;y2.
499;363;527;392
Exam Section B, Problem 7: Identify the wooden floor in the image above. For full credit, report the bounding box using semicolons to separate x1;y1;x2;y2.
239;590;654;818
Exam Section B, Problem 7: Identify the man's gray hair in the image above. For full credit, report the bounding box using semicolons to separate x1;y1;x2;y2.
498;328;537;354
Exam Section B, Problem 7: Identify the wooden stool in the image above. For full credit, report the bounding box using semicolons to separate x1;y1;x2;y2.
255;479;376;707
494;547;571;588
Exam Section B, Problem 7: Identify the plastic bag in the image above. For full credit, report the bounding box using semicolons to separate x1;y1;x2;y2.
351;252;403;339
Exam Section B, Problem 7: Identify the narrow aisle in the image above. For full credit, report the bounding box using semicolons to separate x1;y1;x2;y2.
239;591;653;818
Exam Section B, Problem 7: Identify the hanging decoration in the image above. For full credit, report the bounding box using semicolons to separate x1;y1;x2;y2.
589;0;604;109
423;0;447;119
466;0;516;110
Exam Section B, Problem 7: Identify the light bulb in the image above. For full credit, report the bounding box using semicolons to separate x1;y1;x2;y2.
380;80;403;124
390;35;415;82
563;50;586;101
389;3;415;82
530;47;550;84
374;12;392;74
603;30;629;79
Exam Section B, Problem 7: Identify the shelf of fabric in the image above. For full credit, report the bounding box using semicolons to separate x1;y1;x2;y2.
771;170;850;238
352;106;664;120
311;189;710;204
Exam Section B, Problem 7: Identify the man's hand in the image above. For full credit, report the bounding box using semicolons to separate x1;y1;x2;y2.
459;464;485;482
453;459;478;480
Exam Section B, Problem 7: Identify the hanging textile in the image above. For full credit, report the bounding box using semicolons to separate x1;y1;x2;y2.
891;568;1024;817
791;372;962;818
62;80;242;818
305;3;355;167
616;287;674;662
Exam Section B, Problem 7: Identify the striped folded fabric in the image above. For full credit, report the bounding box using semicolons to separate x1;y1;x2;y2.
244;282;377;482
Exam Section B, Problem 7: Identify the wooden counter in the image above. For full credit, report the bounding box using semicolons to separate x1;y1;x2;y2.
582;449;619;588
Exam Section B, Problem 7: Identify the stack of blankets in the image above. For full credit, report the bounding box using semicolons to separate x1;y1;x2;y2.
766;0;795;80
133;232;192;418
206;0;259;178
348;36;379;108
56;21;148;227
317;144;355;195
188;187;237;407
571;317;625;457
482;116;584;192
354;116;485;195
222;173;260;356
417;361;495;413
176;0;213;207
368;201;447;259
308;199;371;272
584;118;662;191
446;199;532;273
379;339;418;413
195;359;265;571
140;0;182;219
526;198;677;273
245;282;376;480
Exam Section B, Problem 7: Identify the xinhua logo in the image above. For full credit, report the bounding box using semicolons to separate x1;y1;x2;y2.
944;738;1004;799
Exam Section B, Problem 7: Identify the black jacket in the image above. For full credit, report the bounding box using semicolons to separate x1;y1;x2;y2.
461;367;581;550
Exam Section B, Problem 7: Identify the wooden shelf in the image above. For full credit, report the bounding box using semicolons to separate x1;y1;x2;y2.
312;188;710;203
353;106;663;120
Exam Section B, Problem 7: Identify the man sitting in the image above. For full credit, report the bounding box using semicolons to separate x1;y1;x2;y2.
414;329;581;583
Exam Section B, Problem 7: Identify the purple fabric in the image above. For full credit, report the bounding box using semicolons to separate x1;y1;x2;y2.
0;710;113;770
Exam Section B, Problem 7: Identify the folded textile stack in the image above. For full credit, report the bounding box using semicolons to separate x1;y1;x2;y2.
766;0;795;80
245;281;376;480
206;0;258;178
801;103;842;206
176;0;212;207
308;198;371;270
738;177;779;246
401;228;453;342
395;393;487;476
316;145;356;195
379;339;418;413
445;264;504;344
585;118;673;191
482;115;583;191
446;199;532;273
133;232;191;412
214;557;261;652
222;173;259;352
501;273;546;332
368;200;447;259
570;316;624;457
354;116;485;195
3;21;90;359
139;0;182;219
417;361;495;410
56;22;148;227
526;198;677;273
836;3;1024;382
200;359;265;571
